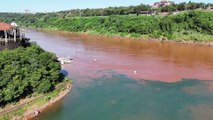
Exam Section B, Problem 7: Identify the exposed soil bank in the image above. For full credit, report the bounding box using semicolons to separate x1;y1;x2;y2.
0;96;44;116
34;28;213;47
0;81;72;120
23;83;72;120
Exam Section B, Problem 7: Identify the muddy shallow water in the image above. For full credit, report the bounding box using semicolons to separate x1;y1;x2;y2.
26;30;213;120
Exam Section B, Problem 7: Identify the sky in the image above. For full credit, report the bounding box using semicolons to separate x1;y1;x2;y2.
0;0;212;13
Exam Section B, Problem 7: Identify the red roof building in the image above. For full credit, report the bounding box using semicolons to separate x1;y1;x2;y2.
0;22;14;31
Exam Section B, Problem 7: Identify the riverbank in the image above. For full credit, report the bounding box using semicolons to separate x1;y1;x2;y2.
23;81;72;120
2;10;213;44
35;28;213;47
83;30;213;47
0;79;72;120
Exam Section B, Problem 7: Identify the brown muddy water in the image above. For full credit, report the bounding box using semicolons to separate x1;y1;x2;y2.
27;30;213;120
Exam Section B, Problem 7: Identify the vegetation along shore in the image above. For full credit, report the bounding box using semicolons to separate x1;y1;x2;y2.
0;2;213;43
0;44;72;120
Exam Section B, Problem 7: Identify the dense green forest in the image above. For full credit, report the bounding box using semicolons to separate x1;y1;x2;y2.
0;1;213;42
2;1;211;17
1;10;212;42
54;2;212;17
0;44;61;104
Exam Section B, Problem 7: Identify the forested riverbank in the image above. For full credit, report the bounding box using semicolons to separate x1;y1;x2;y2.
1;10;213;42
0;44;61;104
0;44;72;120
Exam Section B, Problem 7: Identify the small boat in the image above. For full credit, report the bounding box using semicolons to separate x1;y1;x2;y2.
57;57;73;64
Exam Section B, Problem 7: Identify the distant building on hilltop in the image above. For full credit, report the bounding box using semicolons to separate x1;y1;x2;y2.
152;0;174;9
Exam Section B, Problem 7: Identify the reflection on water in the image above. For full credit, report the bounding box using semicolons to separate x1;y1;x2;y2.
34;71;213;120
26;30;213;120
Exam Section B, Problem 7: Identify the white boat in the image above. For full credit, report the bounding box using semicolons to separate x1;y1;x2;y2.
57;57;73;64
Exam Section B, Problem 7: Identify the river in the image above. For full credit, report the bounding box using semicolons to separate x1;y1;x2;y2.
27;30;213;120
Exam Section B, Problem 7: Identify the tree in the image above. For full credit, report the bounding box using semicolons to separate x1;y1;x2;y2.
0;44;61;104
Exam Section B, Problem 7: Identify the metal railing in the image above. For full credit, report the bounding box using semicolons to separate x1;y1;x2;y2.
0;38;22;42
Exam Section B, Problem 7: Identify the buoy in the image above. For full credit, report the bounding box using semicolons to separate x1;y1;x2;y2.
134;71;137;74
94;59;97;62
